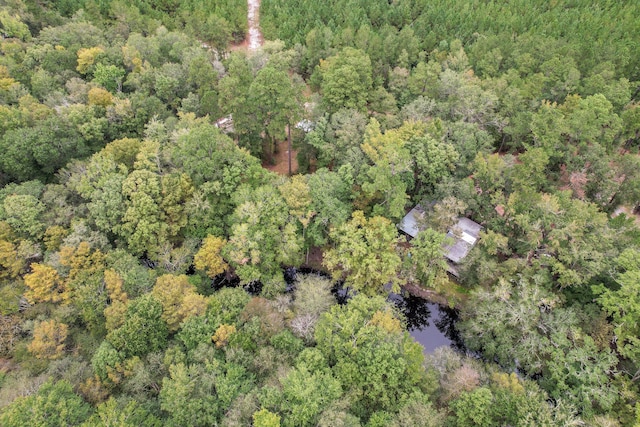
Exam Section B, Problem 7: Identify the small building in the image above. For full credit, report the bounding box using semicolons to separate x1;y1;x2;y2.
398;206;482;277
397;205;425;239
214;115;234;133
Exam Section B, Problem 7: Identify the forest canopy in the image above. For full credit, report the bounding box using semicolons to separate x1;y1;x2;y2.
0;0;639;426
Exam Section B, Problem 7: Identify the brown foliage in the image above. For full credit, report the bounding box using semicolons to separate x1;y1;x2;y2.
0;315;21;357
241;297;285;338
441;363;480;402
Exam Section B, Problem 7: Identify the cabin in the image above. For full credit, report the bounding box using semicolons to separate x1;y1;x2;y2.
398;206;482;277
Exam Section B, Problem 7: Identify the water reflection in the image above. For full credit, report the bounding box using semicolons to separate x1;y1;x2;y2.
390;292;465;353
207;266;464;354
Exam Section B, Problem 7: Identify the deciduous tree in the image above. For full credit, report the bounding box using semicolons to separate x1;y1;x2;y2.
324;211;404;295
194;235;228;279
24;263;67;304
152;274;207;331
28;320;68;360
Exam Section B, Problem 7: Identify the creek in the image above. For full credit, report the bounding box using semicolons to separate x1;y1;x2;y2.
209;267;463;354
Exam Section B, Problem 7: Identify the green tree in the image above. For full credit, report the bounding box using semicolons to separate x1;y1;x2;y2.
224;185;302;283
404;228;449;290
75;152;129;236
324;211;404;295
253;409;281;427
120;169;165;256
314;294;425;418
595;249;640;380
218;53;260;154
359;119;415;220
450;387;494;427
264;364;342;427
306;168;353;246
1;194;46;239
93;63;126;93
319;48;373;113
169;119;266;237
160;360;252;427
82;397;161;427
249;65;303;161
107;294;168;358
0;380;92;427
406;132;459;198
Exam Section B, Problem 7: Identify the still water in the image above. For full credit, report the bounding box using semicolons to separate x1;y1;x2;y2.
210;267;464;354
389;292;465;353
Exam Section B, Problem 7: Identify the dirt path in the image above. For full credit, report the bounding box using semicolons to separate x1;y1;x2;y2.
247;0;263;50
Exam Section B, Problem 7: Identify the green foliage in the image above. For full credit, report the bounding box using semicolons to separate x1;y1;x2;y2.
253;408;281;427
249;65;303;158
1;194;45;239
0;1;637;424
107;294;168;358
306;168;353;246
319;48;372;113
160;360;253;426
82;397;161;426
0;379;92;426
324;211;404;295
260;360;341;427
91;340;124;382
314;294;426;417
450;387;494;427
404;228;449;290
93;63;125;93
595;249;640;378
0;10;31;41
225;184;303;283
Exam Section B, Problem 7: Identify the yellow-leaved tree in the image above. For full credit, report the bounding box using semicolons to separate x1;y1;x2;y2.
76;46;104;74
28;319;68;359
152;274;207;331
103;269;128;332
194;235;228;278
24;263;67;304
212;324;236;348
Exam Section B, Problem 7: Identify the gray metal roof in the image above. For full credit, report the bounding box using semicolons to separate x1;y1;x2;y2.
398;208;482;269
444;217;482;264
397;206;424;238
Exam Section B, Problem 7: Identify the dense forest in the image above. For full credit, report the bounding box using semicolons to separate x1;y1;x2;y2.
0;0;640;425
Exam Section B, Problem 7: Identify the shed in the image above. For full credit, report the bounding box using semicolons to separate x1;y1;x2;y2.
397;206;425;238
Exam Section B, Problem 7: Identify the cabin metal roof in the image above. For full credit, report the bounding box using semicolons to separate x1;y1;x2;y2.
397;206;425;238
444;217;482;264
398;207;482;273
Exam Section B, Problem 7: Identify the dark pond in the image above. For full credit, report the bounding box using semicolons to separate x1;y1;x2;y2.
208;266;464;354
389;292;466;354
